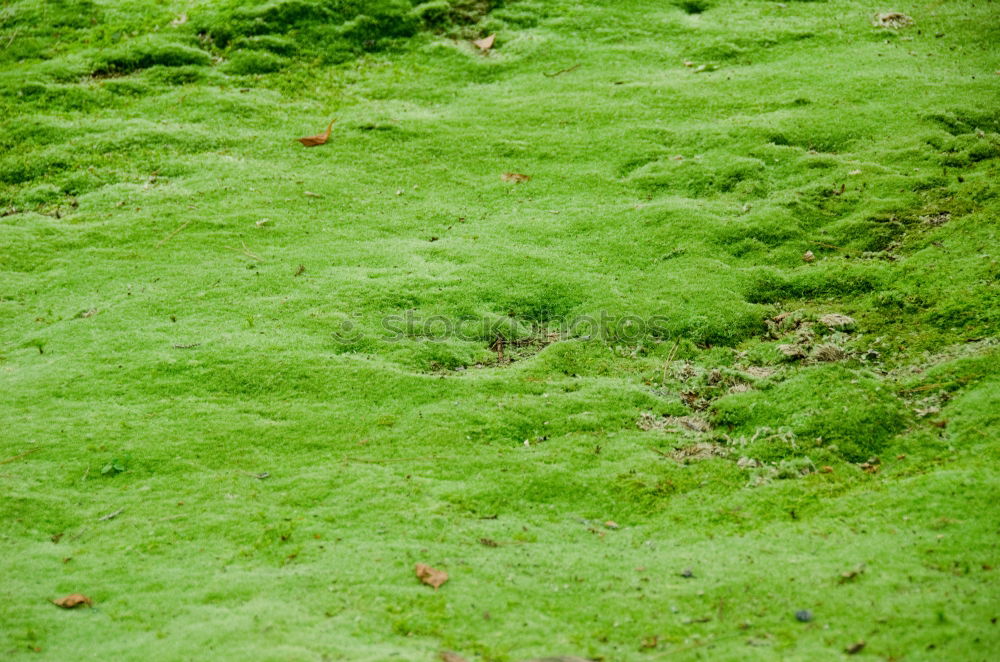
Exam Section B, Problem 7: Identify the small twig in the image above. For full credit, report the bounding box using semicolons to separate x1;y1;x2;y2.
172;343;201;349
0;447;40;465
543;63;581;78
155;219;192;248
651;447;671;459
98;508;124;521
812;240;841;250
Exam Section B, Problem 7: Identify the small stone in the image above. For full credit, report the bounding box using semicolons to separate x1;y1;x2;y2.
802;250;815;262
795;609;813;623
680;568;694;578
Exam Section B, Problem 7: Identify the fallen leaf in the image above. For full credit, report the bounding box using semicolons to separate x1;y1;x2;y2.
479;537;499;547
415;563;448;590
170;13;188;27
501;172;531;183
845;641;866;655
294;265;305;277
820;465;833;473
304;191;323;198
849;169;862;175
297;119;336;147
52;594;92;609
473;34;496;52
255;218;271;227
604;520;619;530
440;652;468;662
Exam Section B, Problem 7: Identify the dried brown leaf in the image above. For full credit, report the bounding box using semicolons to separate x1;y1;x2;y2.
473;34;496;52
52;594;92;609
440;652;469;662
501;172;531;183
297;119;336;147
415;563;448;590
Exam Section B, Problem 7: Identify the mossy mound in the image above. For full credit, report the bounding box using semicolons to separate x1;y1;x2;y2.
712;364;909;462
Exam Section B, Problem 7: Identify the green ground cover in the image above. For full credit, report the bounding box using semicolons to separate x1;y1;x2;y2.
1;0;999;659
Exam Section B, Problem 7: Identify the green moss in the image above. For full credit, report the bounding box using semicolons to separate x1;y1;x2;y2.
1;0;999;659
223;50;289;75
91;36;211;75
712;365;909;462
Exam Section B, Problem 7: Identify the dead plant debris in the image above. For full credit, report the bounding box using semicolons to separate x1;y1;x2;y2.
873;12;914;29
638;413;711;434
501;172;531;183
415;563;448;590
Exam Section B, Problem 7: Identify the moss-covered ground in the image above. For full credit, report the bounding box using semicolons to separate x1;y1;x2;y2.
1;0;999;659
